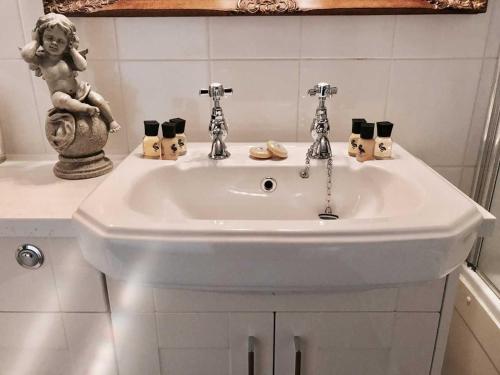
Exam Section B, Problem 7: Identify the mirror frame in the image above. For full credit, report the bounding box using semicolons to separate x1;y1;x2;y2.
43;0;487;16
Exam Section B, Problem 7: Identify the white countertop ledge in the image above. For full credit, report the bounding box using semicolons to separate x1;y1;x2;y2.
0;155;124;237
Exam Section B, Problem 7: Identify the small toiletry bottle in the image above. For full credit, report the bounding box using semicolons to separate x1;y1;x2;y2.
161;122;178;160
348;118;366;157
356;123;375;162
170;118;187;156
374;121;394;160
142;120;161;159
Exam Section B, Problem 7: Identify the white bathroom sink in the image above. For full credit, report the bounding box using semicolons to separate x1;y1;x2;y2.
73;143;494;291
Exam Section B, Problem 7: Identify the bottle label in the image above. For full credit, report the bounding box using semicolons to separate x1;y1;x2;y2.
358;144;365;155
171;143;178;153
351;138;358;150
153;142;160;152
178;138;185;147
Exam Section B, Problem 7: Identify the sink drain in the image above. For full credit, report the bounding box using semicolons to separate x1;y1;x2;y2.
261;177;277;192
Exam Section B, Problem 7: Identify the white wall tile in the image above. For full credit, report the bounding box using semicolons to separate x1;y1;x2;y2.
0;238;59;311
298;60;391;142
71;18;118;60
50;238;108;312
120;60;210;149
210;17;300;58
0;0;24;59
464;58;497;166
112;313;161;375
63;313;117;375
0;313;67;349
0;348;71;375
386;59;482;166
393;14;490;58
156;313;229;348
460;167;476;196
17;0;44;43
301;16;395;58
211;60;299;141
485;0;500;57
0;60;45;154
433;167;463;187
116;18;209;60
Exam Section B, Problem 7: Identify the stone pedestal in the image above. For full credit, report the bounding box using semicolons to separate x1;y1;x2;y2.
45;108;113;180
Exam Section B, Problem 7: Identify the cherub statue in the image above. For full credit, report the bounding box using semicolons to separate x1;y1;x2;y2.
20;13;121;133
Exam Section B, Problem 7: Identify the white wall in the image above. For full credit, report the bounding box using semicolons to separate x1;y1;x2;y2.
1;0;500;194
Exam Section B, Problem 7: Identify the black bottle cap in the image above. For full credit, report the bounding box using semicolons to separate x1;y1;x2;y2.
144;120;159;137
377;121;393;138
169;118;186;134
161;122;176;138
352;118;366;134
360;123;375;140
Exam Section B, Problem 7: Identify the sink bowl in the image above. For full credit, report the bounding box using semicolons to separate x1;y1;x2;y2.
73;143;494;291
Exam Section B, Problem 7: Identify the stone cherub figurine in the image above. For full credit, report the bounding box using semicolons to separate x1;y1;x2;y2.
20;13;120;179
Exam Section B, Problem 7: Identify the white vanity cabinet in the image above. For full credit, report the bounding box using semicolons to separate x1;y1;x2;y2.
108;274;452;375
275;312;439;375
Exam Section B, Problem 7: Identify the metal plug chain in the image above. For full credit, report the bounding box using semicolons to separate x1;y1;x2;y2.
324;156;333;214
299;144;314;179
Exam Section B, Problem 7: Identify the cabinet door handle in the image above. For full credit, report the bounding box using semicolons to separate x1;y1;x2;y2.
248;336;255;375
294;336;302;375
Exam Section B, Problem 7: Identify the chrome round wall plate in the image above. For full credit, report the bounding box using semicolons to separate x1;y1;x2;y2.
16;244;44;269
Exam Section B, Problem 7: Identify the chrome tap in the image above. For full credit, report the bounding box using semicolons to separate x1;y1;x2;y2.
308;82;337;159
200;83;233;160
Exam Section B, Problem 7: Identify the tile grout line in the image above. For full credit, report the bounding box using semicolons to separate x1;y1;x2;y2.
383;15;398;119
295;17;304;142
112;18;133;153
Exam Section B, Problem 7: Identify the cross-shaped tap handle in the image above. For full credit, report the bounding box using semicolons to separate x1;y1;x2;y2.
308;82;337;98
200;83;233;99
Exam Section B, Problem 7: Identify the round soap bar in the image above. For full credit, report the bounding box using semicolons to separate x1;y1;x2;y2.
249;146;272;159
267;140;288;158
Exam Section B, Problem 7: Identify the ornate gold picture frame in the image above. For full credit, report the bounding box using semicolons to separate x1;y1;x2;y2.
42;0;487;16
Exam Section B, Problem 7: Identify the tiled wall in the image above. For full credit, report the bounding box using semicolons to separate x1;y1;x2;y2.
1;0;500;194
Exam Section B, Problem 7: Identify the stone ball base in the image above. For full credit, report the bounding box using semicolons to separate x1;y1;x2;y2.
54;151;113;180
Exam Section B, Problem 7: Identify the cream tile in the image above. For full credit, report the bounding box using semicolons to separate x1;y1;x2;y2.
108;278;155;313
112;313;161;375
116;17;208;60
17;0;44;43
157;313;229;349
0;238;59;311
464;58;497;166
50;238;107;312
0;60;45;154
210;17;300;58
460;167;476;196
386;59;483;166
120;60;210;149
211;60;299;141
485;0;500;57
0;0;24;59
442;309;499;375
298;60;391;142
160;348;229;375
301;16;395;58
63;313;117;375
0;348;71;375
393;13;490;58
71;18;118;60
0;312;67;349
433;167;463;187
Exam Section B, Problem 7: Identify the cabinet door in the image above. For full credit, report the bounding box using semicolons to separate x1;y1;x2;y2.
275;312;439;375
152;312;273;375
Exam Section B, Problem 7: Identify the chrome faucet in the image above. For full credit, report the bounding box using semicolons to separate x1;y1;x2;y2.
200;83;233;160
308;82;337;159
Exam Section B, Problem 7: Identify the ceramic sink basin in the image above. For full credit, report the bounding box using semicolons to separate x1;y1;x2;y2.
73;143;494;291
